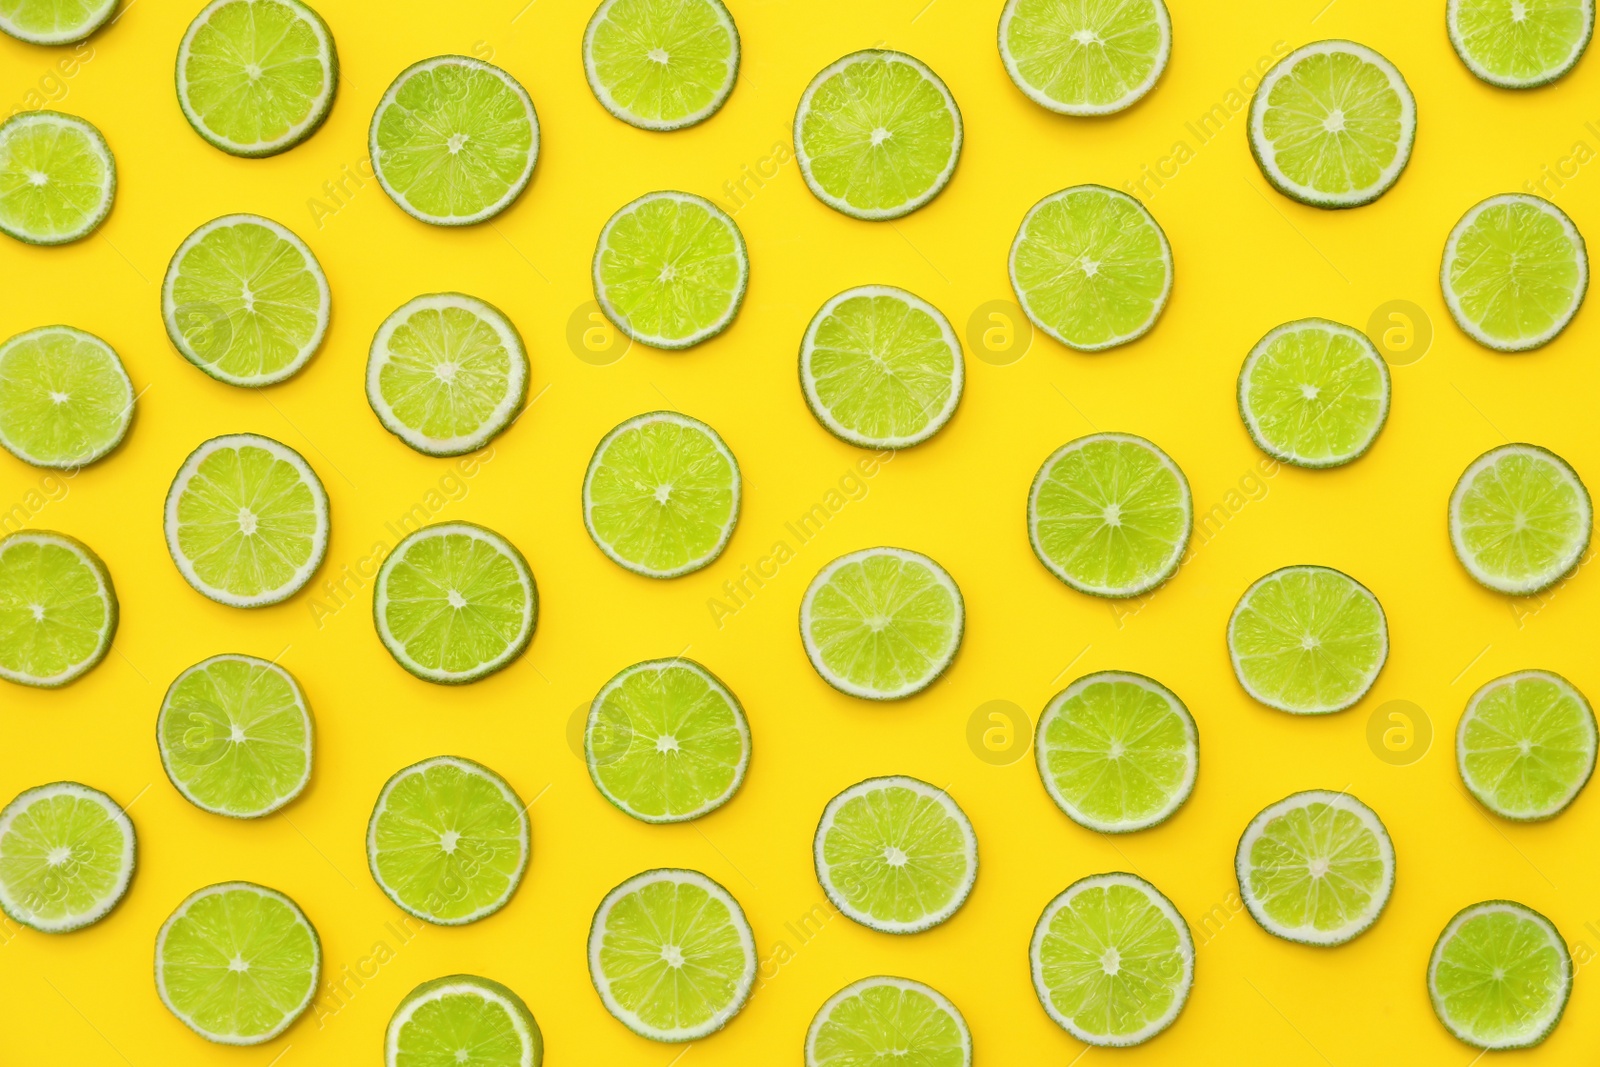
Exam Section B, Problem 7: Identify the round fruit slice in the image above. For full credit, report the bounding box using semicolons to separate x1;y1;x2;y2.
370;55;539;227
0;111;115;246
1237;318;1390;468
366;293;529;456
164;433;329;608
0;781;134;932
799;285;964;449
1441;194;1588;352
805;976;971;1067
157;653;313;818
794;50;962;221
154;881;320;1045
799;547;963;700
1009;185;1172;350
813;776;977;934
0;325;133;469
1448;0;1594;88
582;411;740;578
1036;671;1198;833
588;868;756;1042
1449;443;1591;595
1248;40;1416;208
1030;872;1193;1047
1429;900;1571;1050
1228;565;1388;714
0;529;116;688
1235;789;1395;946
0;0;117;44
176;0;338;157
583;0;739;131
373;522;537;684
386;974;543;1067
998;0;1171;115
1458;670;1597;821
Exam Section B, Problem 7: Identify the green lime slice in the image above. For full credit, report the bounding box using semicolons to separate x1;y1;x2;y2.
1238;318;1390;468
794;50;962;221
366;293;529;457
592;191;748;349
1449;443;1591;595
0;781;133;932
157;654;313;819
1235;789;1395;946
164;433;329;608
805;976;971;1067
1429;900;1571;1049
0;325;133;469
0;110;115;246
176;0;338;158
1009;185;1172;350
0;0;116;43
1458;670;1597;821
813;775;977;934
998;0;1171;115
0;529;116;688
587;868;756;1042
1441;194;1588;352
373;522;537;684
154;881;320;1045
1248;40;1416;208
583;0;739;131
1030;871;1193;1047
370;55;539;227
1228;565;1388;714
799;285;964;449
1448;0;1593;88
1036;671;1198;833
386;974;544;1067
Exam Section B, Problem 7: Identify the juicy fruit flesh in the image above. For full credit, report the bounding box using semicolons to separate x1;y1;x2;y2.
1003;0;1166;110
1433;906;1568;1046
160;658;309;816
1242;798;1387;937
820;783;970;927
588;0;735;125
0;116;111;243
0;537;110;682
1041;677;1192;827
173;442;320;598
1447;200;1585;345
1230;568;1385;712
380;531;531;676
810;982;966;1066
1454;449;1588;589
182;0;330;149
0;0;112;38
805;553;960;694
395;985;533;1066
1259;49;1405;198
596;196;743;344
586;418;736;574
1462;674;1595;818
378;303;517;443
1452;0;1590;83
0;789;126;926
806;291;957;444
1243;324;1386;464
0;329;130;466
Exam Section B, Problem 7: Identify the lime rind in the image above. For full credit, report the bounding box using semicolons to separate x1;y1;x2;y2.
582;0;740;131
0;325;135;469
0;529;117;688
385;974;543;1067
997;0;1172;116
804;975;972;1067
1448;443;1592;596
1237;318;1391;469
1428;899;1572;1050
1441;194;1589;352
1457;670;1597;821
0;110;116;246
0;781;134;932
0;0;117;43
1447;0;1594;88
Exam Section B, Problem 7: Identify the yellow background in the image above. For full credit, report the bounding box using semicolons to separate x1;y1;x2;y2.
4;0;1600;1061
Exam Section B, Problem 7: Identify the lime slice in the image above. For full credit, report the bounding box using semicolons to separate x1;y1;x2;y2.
1235;789;1395;946
998;0;1171;115
164;433;330;608
373;522;537;684
1228;565;1388;714
0;325;133;469
799;285;964;449
592;191;748;349
176;0;338;158
1449;443;1591;595
0;0;117;44
583;0;739;131
1030;872;1193;1047
1238;318;1390;468
794;50;962;221
1458;670;1597;821
157;654;313;819
813;775;977;934
586;657;750;824
1448;0;1594;88
1429;900;1571;1049
1248;40;1416;208
0;781;133;932
805;976;971;1067
0;529;116;688
0;110;115;246
799;547;964;700
366;293;529;457
154;881;320;1045
1009;185;1172;350
582;411;740;578
370;55;539;227
1036;671;1197;833
1441;194;1588;352
587;868;756;1042
386;974;543;1067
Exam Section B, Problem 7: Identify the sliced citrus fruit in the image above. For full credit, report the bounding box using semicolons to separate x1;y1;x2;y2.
0;529;116;688
1449;443;1591;595
0;781;134;932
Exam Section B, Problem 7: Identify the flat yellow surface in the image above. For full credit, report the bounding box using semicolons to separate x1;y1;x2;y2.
4;0;1600;1062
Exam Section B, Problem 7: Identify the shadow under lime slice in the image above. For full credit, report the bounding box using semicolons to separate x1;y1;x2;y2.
1429;900;1571;1049
0;529;116;688
0;110;115;245
1449;443;1591;595
0;781;134;932
0;325;132;469
805;976;971;1067
386;974;544;1067
998;0;1171;115
583;0;739;131
1458;670;1597;820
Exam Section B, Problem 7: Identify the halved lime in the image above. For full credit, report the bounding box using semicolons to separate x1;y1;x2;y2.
1448;0;1593;88
583;0;739;131
1238;318;1390;468
805;976;971;1067
1449;443;1591;595
370;55;539;227
1429;900;1571;1049
794;50;962;221
1030;871;1193;1047
1248;40;1416;208
1009;185;1172;350
0;0;117;44
1441;194;1588;352
372;522;537;684
0;529;116;688
0;325;133;469
998;0;1171;115
588;868;756;1042
386;974;543;1067
1458;670;1596;821
0;781;134;932
0;111;115;246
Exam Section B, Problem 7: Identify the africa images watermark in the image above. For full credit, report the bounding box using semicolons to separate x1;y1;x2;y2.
7;41;96;119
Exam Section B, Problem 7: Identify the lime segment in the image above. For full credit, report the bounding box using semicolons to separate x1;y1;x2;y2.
1238;318;1390;468
1441;194;1588;352
0;325;133;469
583;0;739;130
1448;0;1594;87
1449;443;1591;595
805;976;971;1067
386;975;543;1067
0;782;134;932
998;0;1171;115
0;0;117;44
0;110;115;246
1429;900;1571;1049
1458;671;1596;820
0;529;116;688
